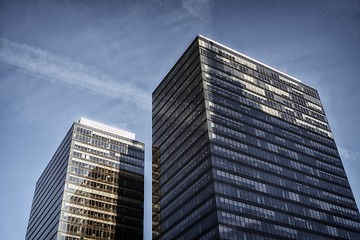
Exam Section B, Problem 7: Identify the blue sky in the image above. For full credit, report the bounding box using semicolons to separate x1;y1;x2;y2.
0;0;359;239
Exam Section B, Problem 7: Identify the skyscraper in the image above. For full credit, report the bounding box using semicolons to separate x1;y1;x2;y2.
152;35;360;239
26;118;144;240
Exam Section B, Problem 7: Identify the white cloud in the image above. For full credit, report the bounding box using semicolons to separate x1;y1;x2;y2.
0;37;150;111
152;0;213;29
181;0;214;21
339;148;360;162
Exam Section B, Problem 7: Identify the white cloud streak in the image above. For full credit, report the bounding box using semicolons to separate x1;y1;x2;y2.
0;37;150;110
181;0;214;21
152;0;213;29
339;148;360;162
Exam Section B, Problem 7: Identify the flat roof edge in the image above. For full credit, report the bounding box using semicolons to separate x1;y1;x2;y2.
78;117;135;140
198;34;302;83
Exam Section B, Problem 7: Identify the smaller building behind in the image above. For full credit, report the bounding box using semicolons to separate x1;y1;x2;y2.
26;117;145;240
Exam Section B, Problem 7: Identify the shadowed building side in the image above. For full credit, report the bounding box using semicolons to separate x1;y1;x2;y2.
25;127;73;240
152;146;161;239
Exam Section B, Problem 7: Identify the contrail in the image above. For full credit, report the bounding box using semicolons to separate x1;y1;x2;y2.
0;37;150;110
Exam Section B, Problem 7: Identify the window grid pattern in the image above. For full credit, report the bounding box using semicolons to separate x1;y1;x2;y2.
152;36;360;240
200;36;360;239
58;123;144;240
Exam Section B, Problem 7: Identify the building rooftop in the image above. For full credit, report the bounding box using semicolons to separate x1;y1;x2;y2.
198;34;302;83
78;117;135;140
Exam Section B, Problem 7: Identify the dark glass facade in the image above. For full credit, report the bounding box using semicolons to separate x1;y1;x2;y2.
26;118;144;240
152;35;360;239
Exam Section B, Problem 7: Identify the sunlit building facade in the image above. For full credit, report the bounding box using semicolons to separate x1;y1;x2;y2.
152;35;360;239
26;118;144;240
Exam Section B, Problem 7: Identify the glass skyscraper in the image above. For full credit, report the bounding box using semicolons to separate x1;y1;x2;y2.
26;118;144;240
152;35;360;239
